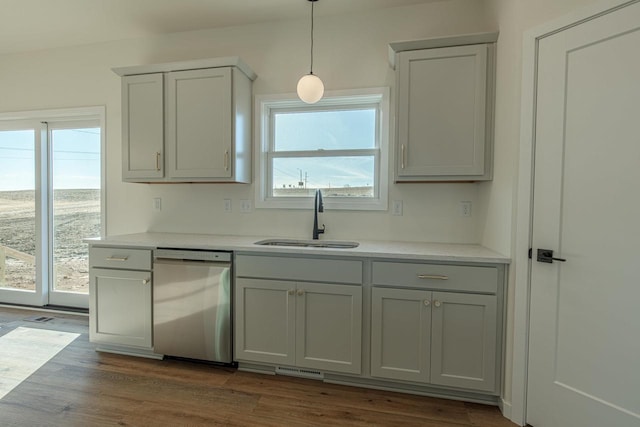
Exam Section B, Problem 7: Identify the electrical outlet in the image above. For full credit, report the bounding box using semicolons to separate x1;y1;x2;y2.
460;201;472;217
153;197;162;212
240;199;252;213
392;200;403;216
223;199;232;213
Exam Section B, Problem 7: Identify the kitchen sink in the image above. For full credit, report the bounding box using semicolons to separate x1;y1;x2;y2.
254;239;359;249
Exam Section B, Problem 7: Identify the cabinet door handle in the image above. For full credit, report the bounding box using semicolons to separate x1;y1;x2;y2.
423;299;430;306
401;144;406;169
224;150;229;171
434;300;442;308
288;289;295;296
106;256;128;262
155;152;161;171
297;289;305;296
142;278;150;285
417;274;448;280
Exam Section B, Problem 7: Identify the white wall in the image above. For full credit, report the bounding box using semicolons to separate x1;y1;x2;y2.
481;0;605;418
0;0;495;243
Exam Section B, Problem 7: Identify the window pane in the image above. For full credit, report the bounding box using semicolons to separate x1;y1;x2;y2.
272;156;374;198
0;130;36;292
51;128;101;295
274;109;376;151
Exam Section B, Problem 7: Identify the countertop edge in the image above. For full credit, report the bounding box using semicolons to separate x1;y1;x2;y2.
84;233;511;265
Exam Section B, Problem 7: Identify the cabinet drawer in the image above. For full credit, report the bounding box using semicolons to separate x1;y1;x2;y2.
90;247;152;271
236;255;362;284
372;261;497;294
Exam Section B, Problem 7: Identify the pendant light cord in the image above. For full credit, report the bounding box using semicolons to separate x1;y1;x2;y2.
310;0;315;74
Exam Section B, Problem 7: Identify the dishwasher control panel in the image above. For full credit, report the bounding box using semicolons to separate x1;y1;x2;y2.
154;248;231;262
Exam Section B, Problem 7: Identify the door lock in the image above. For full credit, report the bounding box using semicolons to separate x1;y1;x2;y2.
536;249;566;263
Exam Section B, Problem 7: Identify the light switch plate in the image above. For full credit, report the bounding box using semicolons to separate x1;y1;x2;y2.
153;197;162;212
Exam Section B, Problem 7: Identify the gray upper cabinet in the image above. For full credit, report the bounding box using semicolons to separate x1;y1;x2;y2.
390;33;497;182
121;74;164;180
114;57;256;183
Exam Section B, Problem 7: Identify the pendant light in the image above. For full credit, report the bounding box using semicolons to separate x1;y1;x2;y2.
297;0;324;104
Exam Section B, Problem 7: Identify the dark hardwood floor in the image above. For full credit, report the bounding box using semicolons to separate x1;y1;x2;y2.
0;307;516;426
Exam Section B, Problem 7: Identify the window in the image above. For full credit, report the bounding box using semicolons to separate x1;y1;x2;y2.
255;88;389;210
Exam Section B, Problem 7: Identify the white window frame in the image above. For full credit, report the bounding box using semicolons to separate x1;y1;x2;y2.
255;87;389;211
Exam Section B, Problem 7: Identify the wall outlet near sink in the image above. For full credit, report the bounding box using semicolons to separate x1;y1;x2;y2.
240;199;252;213
460;201;472;217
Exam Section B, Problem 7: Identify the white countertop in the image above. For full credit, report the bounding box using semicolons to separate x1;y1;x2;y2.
86;232;510;264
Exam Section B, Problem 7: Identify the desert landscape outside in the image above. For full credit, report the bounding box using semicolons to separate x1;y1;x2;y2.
0;189;100;293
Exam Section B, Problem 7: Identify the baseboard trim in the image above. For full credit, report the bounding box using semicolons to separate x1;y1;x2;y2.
500;398;513;420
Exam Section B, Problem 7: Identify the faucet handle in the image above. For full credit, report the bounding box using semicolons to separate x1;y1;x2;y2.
318;224;325;235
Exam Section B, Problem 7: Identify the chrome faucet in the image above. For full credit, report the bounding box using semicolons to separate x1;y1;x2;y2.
312;189;325;240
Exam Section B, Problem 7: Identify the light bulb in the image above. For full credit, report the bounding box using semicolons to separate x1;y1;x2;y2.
297;74;324;104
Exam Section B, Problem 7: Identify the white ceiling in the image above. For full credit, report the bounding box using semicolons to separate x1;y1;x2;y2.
0;0;442;56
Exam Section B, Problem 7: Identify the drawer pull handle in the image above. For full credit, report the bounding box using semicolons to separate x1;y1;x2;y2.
106;256;129;262
224;150;230;171
288;289;295;296
297;290;305;296
401;144;406;169
156;152;161;171
417;274;448;280
142;278;150;285
434;300;442;308
423;299;430;306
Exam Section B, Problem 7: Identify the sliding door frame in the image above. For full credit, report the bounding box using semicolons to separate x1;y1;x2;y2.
0;106;105;308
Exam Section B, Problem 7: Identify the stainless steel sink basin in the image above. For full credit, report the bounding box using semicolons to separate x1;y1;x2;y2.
254;239;359;249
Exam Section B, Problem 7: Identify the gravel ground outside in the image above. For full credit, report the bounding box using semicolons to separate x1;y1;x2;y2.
0;189;100;295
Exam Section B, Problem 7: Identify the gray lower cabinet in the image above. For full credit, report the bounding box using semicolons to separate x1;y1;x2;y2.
371;287;431;383
234;254;364;375
370;261;501;394
235;277;362;374
89;247;153;350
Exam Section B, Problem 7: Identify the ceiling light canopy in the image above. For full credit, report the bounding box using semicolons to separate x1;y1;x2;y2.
297;0;324;104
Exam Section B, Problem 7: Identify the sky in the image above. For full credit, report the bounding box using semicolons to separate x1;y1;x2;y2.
272;108;376;191
0;127;100;191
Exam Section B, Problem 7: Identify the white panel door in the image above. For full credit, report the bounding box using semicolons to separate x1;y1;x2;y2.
528;2;640;426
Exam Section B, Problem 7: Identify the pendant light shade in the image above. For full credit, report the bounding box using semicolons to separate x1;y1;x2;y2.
297;0;324;104
297;74;324;104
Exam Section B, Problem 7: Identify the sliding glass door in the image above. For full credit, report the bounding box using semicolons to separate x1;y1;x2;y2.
0;125;42;306
49;123;102;307
0;108;104;309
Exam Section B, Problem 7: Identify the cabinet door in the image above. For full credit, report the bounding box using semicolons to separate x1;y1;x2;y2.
234;278;295;366
430;292;497;392
371;287;431;382
295;282;362;374
396;45;488;180
165;68;232;179
89;268;152;348
121;73;164;180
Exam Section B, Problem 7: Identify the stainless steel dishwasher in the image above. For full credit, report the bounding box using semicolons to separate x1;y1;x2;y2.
153;249;232;363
